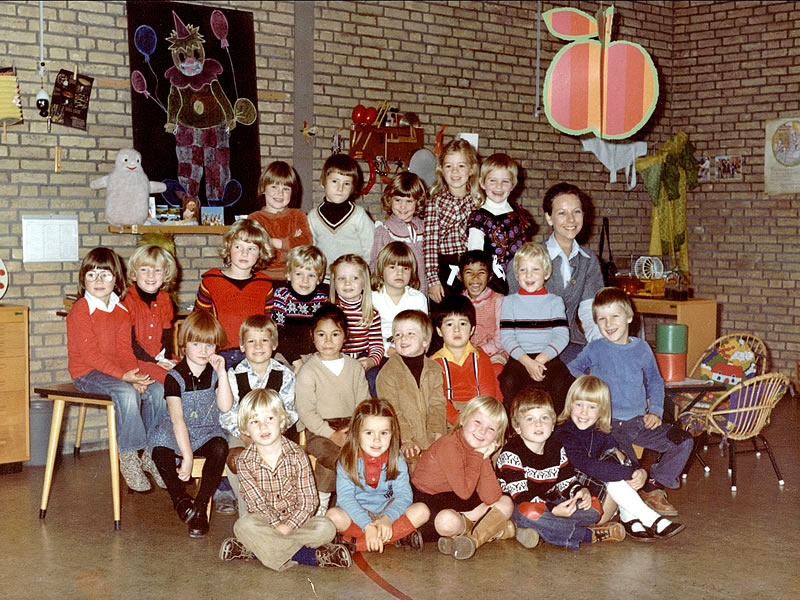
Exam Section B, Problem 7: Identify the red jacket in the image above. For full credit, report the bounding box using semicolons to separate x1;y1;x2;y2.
122;285;174;384
67;296;139;380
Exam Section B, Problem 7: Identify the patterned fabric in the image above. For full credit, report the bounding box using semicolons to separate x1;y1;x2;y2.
423;190;475;288
195;268;274;350
500;291;569;361
308;202;374;267
236;437;318;529
370;215;427;296
466;288;506;362
338;296;384;367
148;360;223;454
175;123;230;201
466;207;529;271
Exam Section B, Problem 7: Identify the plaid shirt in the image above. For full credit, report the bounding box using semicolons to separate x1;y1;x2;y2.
236;437;318;529
423;190;475;287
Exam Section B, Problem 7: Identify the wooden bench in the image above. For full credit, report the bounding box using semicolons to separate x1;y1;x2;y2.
34;383;122;530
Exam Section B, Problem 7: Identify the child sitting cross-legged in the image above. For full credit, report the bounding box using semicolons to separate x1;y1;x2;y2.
376;310;446;469
219;315;298;516
431;295;499;427
326;399;430;554
567;287;694;517
411;395;515;560
554;376;685;541
496;388;625;550
219;388;352;569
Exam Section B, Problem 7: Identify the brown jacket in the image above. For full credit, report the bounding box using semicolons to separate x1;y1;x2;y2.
377;354;446;451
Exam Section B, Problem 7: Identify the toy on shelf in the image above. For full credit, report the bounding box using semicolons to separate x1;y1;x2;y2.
90;148;167;227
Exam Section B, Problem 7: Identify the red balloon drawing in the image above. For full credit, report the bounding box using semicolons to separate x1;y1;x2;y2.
210;9;229;48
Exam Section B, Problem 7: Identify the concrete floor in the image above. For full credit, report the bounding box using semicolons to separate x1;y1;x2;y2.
3;398;800;600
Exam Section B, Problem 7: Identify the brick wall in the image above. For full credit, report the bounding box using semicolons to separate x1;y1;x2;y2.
1;1;792;454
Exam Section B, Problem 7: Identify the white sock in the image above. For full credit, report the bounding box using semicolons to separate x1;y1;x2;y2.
317;492;331;516
606;481;661;528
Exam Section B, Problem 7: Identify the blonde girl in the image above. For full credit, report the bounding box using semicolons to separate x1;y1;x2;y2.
410;395;515;560
370;172;428;295
67;247;164;493
423;139;481;303
371;242;428;355
326;399;430;553
329;254;384;370
148;310;234;538
554;376;685;541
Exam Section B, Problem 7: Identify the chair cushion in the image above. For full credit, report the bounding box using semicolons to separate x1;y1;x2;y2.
698;337;759;387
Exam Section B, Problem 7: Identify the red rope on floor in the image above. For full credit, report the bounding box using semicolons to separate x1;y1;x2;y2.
352;552;415;600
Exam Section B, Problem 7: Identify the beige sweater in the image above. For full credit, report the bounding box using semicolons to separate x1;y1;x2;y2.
295;354;369;438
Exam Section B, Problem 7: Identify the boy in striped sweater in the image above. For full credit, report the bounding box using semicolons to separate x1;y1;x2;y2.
498;243;574;415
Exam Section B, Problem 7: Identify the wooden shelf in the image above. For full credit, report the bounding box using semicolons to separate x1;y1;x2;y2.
108;225;228;234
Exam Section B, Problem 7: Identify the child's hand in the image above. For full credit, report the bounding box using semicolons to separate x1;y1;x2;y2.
357;357;372;371
429;284;445;304
552;495;578;517
123;368;152;385
208;354;226;373
524;360;546;382
329;428;349;447
574;487;592;510
275;523;291;536
177;459;192;482
133;382;149;394
627;468;648;490
401;441;421;459
157;360;175;371
643;413;662;429
481;440;499;459
271;238;283;250
373;516;392;543
364;523;385;552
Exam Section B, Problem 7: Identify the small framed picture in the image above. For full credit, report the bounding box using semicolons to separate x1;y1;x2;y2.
697;156;711;183
182;197;200;224
715;155;743;181
201;206;224;226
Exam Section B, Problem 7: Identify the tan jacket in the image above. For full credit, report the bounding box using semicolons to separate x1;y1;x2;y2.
376;354;446;451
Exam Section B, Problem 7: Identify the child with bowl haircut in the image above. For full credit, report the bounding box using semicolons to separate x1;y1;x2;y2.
459;250;507;372
308;153;374;267
219;388;352;569
431;295;499;426
270;245;329;366
496;388;624;549
498;242;573;415
376;310;446;465
248;160;312;282
195;219;275;368
567;287;693;517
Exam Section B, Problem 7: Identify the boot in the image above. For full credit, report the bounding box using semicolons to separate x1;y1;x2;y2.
438;513;474;555
119;451;150;492
452;507;510;560
140;450;166;489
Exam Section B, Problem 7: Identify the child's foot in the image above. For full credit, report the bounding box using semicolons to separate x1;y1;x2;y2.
174;494;196;523
315;543;352;568
588;522;626;543
140;451;166;489
621;519;657;542
119;451;151;492
219;537;255;561
215;493;237;515
187;511;209;538
649;516;685;539
515;527;540;549
640;489;678;516
393;529;424;551
333;533;357;555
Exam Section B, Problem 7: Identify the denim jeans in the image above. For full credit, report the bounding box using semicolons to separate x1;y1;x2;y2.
512;505;600;550
611;416;693;489
73;370;165;454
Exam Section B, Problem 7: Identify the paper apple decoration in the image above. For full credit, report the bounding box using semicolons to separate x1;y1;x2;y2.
542;6;659;139
352;104;366;125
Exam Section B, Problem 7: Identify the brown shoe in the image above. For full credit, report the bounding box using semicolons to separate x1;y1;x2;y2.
588;522;626;543
316;543;352;568
219;537;254;561
640;489;679;516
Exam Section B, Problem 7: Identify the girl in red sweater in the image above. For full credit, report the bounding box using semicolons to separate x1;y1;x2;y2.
67;247;166;492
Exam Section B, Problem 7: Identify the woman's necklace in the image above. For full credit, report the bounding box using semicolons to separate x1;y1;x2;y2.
187;369;201;419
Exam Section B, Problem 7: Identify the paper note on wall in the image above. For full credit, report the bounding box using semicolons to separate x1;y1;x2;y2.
22;214;79;263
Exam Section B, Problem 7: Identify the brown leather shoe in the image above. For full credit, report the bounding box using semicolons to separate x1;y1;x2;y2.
588;522;626;543
640;489;679;516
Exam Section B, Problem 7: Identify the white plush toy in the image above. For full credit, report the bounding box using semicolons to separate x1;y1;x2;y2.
90;148;166;227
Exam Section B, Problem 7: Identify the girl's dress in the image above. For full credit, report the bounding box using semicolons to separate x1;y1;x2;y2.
370;215;427;296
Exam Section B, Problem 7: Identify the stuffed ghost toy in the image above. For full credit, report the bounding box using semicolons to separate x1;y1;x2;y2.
90;148;167;227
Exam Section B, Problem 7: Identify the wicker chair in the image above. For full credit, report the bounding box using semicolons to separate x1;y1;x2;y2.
680;372;789;491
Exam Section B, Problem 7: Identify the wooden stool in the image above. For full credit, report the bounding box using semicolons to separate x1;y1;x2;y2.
35;383;121;530
191;457;227;520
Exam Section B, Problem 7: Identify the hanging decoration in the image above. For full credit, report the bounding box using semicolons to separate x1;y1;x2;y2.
542;6;659;139
0;67;23;141
49;68;94;131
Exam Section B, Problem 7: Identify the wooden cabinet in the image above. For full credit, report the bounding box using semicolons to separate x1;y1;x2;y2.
0;305;29;465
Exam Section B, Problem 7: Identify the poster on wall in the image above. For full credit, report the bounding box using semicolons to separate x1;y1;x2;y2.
50;69;94;130
764;118;800;195
126;1;260;223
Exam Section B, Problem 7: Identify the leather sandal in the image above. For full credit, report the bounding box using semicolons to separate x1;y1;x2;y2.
622;519;657;542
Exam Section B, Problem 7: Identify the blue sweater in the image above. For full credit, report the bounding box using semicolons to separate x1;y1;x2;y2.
335;455;413;530
500;291;569;360
567;337;665;420
553;420;638;482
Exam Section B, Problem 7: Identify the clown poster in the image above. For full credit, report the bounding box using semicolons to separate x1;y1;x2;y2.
126;1;260;222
